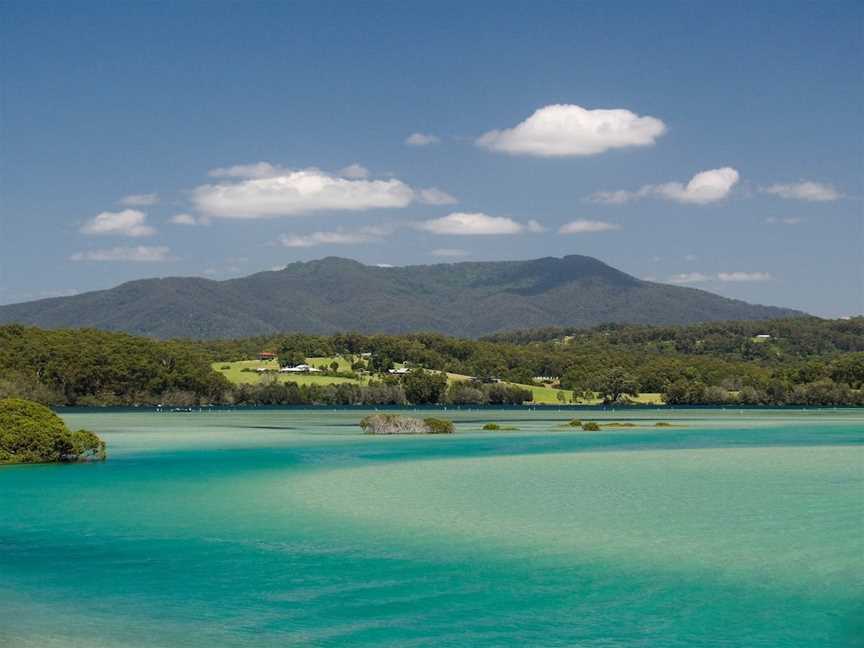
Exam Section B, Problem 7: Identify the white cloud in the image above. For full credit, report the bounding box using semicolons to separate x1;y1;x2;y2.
405;132;440;146
476;104;666;157
668;272;712;284
80;209;156;237
170;213;201;225
589;167;740;205
193;166;415;218
70;246;172;262
208;162;284;179
667;271;773;284
761;181;842;202
526;219;546;233
717;272;773;282
431;248;469;257
119;193;159;206
418;187;458;205
339;163;370;179
417;212;538;235
765;216;804;225
277;225;390;248
558;219;620;234
684;254;698;261
375;263;395;268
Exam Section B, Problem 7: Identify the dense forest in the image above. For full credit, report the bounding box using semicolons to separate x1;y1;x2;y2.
1;318;862;407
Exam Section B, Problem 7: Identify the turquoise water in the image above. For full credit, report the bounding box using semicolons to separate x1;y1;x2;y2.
1;408;862;647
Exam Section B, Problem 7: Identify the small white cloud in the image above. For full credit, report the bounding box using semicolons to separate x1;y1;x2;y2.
277;225;390;248
193;166;415;218
418;187;458;205
417;212;534;235
558;219;620;234
70;246;172;262
375;263;394;268
526;219;546;233
666;271;773;284
761;181;842;202
208;162;284;179
80;209;156;237
589;167;740;205
339;163;370;179
431;248;469;257
170;213;200;225
476;104;666;157
668;272;712;284
405;132;440;146
717;272;773;282
765;216;804;225
684;254;698;262
119;193;159;206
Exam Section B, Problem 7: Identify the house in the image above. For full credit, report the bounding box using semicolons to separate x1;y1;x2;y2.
258;351;277;361
388;367;411;375
755;334;772;340
279;364;321;373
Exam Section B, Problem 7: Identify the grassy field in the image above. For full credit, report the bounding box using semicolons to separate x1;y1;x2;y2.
212;360;367;386
214;360;664;404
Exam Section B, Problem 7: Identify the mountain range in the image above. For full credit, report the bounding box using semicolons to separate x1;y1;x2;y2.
0;255;803;339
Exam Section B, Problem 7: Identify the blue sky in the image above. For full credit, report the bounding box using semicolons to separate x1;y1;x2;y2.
1;1;861;317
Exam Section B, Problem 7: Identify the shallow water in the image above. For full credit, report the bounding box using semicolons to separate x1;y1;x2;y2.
1;408;862;647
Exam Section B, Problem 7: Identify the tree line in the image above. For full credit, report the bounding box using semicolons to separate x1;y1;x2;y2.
1;320;862;407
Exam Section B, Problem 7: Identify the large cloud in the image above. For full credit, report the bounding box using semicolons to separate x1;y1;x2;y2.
70;246;172;262
590;167;740;205
417;212;540;235
761;181;841;202
193;166;416;218
476;104;666;157
80;209;156;237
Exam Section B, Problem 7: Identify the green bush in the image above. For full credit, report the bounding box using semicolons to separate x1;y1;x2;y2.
567;419;582;427
655;421;673;427
482;423;501;430
423;418;455;434
581;421;600;431
0;398;106;464
71;428;107;461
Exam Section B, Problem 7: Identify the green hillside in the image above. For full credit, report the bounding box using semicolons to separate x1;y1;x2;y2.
0;255;802;339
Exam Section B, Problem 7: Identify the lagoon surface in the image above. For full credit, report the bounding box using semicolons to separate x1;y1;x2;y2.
1;408;862;647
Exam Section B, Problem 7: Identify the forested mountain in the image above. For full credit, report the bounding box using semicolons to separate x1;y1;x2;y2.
0;256;802;339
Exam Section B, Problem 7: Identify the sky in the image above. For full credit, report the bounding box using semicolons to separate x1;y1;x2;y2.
1;1;862;318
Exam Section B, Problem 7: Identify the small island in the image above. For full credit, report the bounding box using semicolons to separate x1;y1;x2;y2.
360;413;454;435
0;398;106;465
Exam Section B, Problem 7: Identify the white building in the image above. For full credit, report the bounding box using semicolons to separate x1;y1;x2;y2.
279;364;321;373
